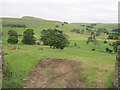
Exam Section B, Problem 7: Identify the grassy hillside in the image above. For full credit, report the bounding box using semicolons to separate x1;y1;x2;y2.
2;16;118;88
2;16;118;43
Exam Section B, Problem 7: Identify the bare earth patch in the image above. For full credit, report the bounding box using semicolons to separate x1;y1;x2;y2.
23;59;85;88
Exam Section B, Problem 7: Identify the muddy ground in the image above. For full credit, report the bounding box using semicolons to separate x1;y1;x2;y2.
23;59;85;88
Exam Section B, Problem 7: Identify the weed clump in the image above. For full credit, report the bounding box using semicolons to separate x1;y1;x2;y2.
2;62;17;88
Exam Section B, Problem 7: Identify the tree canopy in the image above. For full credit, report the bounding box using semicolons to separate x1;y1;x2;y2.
7;36;18;44
40;29;69;49
22;29;36;45
112;41;120;52
8;30;18;38
7;30;18;44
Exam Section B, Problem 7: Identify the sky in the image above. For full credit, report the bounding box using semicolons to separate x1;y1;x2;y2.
0;0;119;23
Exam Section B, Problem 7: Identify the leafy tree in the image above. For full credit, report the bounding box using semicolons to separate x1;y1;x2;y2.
7;36;18;44
80;25;85;27
87;36;93;42
40;29;69;49
107;35;118;40
81;30;84;34
104;41;107;44
107;35;113;39
87;34;98;50
92;36;98;46
114;36;119;40
76;30;80;33
91;31;94;35
74;43;77;46
64;22;68;24
91;24;97;26
71;29;80;33
56;25;59;27
3;24;26;28
112;41;120;52
8;30;18;38
96;33;100;36
22;29;36;45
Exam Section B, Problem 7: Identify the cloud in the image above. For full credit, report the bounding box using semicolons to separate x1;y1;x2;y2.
0;0;119;23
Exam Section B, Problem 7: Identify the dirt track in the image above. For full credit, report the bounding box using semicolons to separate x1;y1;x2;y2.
23;59;85;88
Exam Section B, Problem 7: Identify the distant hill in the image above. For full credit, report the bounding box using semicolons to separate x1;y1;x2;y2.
2;16;63;29
2;16;118;32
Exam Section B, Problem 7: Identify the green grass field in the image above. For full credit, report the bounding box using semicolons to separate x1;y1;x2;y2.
2;16;118;88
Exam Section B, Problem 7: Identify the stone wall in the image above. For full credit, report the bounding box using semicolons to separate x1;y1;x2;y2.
113;45;120;88
0;45;2;89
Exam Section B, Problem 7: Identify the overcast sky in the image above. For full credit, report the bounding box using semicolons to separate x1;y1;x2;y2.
0;0;119;23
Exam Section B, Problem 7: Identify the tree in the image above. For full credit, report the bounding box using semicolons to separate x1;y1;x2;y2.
76;29;80;33
87;36;93;43
64;22;68;24
22;29;36;45
107;35;113;39
112;41;120;52
8;30;18;38
96;33;100;36
7;36;18;44
40;29;69;49
107;35;119;40
91;24;96;26
81;30;84;34
91;31;94;35
56;25;59;27
104;41;107;44
74;43;77;46
87;33;98;50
